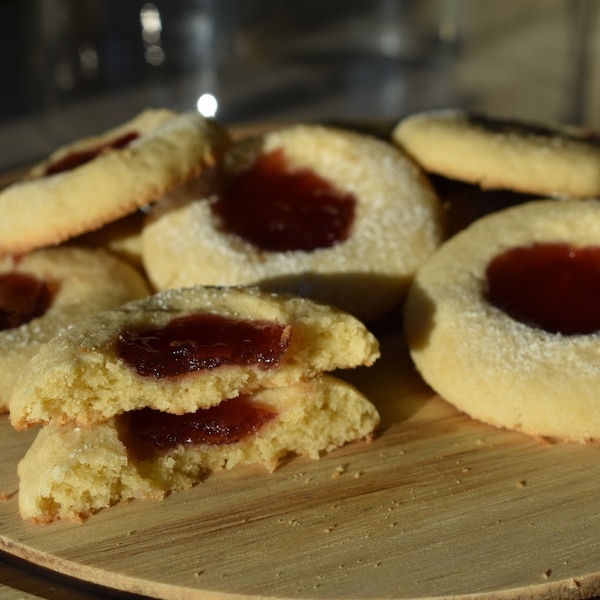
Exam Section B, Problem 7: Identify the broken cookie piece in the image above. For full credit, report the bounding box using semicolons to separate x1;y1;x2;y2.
17;374;379;523
9;285;379;429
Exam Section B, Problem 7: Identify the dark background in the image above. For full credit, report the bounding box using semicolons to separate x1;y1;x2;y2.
0;0;597;170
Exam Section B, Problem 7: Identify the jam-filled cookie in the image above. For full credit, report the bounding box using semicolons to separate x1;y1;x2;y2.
9;285;379;430
0;108;231;254
0;246;150;413
142;124;444;322
17;374;379;522
392;109;600;198
404;198;600;442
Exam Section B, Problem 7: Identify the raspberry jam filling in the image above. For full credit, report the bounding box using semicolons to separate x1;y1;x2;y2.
118;395;277;461
44;131;139;176
212;148;356;252
0;272;52;331
485;242;600;335
115;312;291;379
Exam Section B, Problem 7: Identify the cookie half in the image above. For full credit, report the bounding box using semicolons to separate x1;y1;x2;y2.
0;246;149;412
17;374;379;523
404;198;600;442
0;108;231;253
142;124;444;321
392;108;600;198
9;285;379;429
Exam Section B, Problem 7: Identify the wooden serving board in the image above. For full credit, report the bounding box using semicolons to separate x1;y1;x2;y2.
1;330;600;600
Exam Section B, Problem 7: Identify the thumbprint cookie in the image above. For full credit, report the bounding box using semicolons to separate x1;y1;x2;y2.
9;285;379;430
142;124;445;322
392;109;600;198
0;246;150;412
0;108;231;254
17;375;379;522
404;198;600;442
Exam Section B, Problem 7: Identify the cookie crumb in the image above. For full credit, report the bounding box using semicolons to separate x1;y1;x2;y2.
543;569;552;579
516;480;527;488
332;464;347;479
569;578;581;589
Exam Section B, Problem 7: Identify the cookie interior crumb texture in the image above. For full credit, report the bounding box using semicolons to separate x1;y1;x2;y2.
9;285;380;429
17;375;379;523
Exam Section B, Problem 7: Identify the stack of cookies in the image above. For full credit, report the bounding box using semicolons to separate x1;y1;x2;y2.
3;108;425;522
10;286;380;522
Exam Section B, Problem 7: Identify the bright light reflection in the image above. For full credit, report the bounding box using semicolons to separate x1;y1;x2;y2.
140;4;162;41
78;43;98;72
197;93;218;117
140;3;165;65
145;45;165;66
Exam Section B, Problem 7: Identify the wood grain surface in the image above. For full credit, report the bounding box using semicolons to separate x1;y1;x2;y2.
1;330;600;600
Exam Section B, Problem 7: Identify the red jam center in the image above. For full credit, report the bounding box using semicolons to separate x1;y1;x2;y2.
212;148;357;252
0;272;51;331
44;131;139;176
115;312;291;379
485;242;600;335
119;396;277;461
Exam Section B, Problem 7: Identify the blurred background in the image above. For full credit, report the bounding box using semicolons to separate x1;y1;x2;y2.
0;0;598;172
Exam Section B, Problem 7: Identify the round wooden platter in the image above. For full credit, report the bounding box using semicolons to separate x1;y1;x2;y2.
1;331;600;600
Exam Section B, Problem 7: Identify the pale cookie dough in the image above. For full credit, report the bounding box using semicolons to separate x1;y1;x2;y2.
9;285;380;429
0;108;231;254
17;374;379;523
68;209;147;269
404;198;600;442
142;124;445;322
0;246;150;412
392;108;600;198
